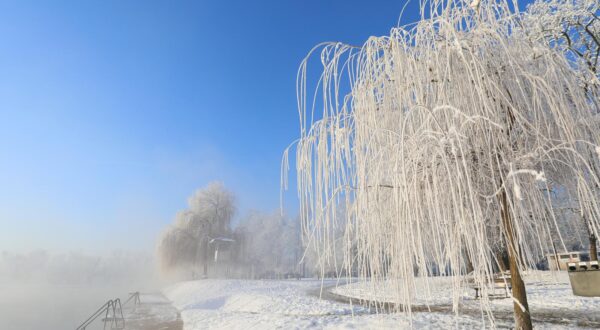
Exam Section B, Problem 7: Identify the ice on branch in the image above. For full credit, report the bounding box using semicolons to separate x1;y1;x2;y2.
284;0;600;327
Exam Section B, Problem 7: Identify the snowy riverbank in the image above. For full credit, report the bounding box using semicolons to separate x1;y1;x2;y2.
163;279;490;329
162;273;600;329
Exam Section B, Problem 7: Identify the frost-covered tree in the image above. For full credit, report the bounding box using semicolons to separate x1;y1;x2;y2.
301;204;356;278
157;182;236;277
188;182;236;236
523;0;600;262
284;0;600;328
157;210;203;272
234;211;301;278
524;0;599;83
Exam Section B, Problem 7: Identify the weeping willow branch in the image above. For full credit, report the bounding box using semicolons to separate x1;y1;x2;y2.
284;0;600;327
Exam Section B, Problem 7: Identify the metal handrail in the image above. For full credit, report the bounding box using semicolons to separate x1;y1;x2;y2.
76;300;112;330
122;292;141;306
111;298;125;329
76;298;125;330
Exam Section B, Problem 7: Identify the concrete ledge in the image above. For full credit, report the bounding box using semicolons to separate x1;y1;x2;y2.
568;262;600;297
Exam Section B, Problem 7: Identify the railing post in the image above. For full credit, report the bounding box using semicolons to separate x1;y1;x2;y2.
78;297;128;330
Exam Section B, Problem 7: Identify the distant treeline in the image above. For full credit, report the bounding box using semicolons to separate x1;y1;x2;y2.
0;250;155;285
157;182;316;279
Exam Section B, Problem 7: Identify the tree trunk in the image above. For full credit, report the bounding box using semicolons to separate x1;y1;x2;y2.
203;239;209;277
583;215;598;262
500;188;533;330
590;233;598;262
495;249;507;272
465;249;474;274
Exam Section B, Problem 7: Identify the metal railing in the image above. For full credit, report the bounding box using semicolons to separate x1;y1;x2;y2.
123;292;141;306
76;298;125;330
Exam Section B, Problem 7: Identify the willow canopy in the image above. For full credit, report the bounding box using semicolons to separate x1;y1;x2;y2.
284;0;600;327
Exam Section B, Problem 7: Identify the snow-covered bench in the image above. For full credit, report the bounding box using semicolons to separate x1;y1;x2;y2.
470;272;512;299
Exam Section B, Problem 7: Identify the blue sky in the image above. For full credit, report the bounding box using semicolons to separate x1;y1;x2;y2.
0;0;534;253
0;0;417;253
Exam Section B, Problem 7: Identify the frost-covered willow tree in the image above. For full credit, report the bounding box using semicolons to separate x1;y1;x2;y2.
284;0;600;328
233;211;301;278
157;182;235;277
524;0;600;262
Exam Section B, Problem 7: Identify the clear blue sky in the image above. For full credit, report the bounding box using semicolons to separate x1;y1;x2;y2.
0;0;531;253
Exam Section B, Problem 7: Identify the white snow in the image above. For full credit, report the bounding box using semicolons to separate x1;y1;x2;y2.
161;274;600;329
124;293;180;324
163;279;487;329
333;271;600;328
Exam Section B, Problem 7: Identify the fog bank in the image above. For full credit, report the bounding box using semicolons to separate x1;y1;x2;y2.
0;250;161;330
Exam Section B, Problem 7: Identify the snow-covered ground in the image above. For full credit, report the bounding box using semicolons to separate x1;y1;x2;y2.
332;271;600;309
333;271;600;328
163;272;600;329
163;279;485;329
123;293;181;330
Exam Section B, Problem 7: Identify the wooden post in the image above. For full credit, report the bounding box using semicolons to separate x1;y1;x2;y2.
500;188;533;330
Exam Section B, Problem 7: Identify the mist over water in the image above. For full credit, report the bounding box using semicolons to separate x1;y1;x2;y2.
0;250;161;330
